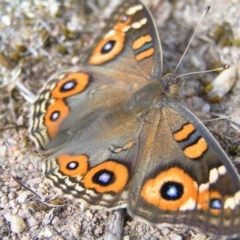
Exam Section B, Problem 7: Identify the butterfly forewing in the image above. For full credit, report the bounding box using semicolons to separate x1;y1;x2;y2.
81;0;162;81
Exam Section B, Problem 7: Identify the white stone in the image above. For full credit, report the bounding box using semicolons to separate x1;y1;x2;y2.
0;146;7;157
27;217;38;227
169;233;182;240
9;215;26;233
17;191;29;204
8;192;15;200
1;195;8;204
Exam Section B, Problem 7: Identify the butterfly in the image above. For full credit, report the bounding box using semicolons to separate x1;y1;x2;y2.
29;0;240;238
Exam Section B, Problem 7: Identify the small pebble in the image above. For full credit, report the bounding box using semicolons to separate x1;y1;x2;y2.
1;186;9;193
9;200;17;208
4;212;12;221
202;102;211;113
52;216;60;225
70;223;81;238
192;96;204;109
0;145;7;157
12;207;19;215
94;226;103;236
26;177;42;185
8;192;15;200
42;227;53;238
16;154;24;163
16;172;24;178
21;236;31;240
8;137;17;146
193;233;207;240
10;187;19;192
13;150;21;158
1;195;8;204
85;210;93;219
17;191;29;204
7;214;26;233
27;217;38;227
2;237;10;240
8;179;19;188
161;228;170;236
169;233;182;240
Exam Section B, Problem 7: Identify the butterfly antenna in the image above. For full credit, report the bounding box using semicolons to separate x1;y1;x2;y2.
173;6;211;75
174;64;229;81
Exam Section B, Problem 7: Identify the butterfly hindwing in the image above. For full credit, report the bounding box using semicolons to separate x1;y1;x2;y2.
128;99;240;236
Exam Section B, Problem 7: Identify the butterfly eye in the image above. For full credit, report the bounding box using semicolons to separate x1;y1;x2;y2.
93;170;115;186
161;181;184;200
101;40;116;54
67;161;79;170
210;198;222;209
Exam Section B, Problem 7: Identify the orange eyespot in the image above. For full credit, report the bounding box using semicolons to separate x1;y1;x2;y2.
198;190;223;215
44;99;69;138
51;73;89;99
88;31;125;65
83;161;129;193
141;167;198;211
57;154;88;177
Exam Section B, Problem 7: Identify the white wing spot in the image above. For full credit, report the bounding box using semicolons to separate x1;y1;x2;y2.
199;182;209;192
218;165;227;175
104;29;116;38
131;18;147;29
224;191;240;209
122;25;131;32
126;5;143;15
224;197;235;209
209;168;218;184
180;198;196;210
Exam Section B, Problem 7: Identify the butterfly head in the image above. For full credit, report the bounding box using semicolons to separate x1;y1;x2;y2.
160;73;184;96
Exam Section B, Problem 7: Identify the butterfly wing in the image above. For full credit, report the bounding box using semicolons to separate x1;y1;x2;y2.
127;99;240;237
29;0;162;151
81;0;162;81
44;99;145;208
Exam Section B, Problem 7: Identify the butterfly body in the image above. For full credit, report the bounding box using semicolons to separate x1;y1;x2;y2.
29;0;240;238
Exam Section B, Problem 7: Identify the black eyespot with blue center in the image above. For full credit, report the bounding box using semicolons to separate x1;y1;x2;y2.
160;181;184;200
101;40;116;54
60;80;77;92
210;198;222;209
92;170;115;186
67;161;79;170
50;111;60;121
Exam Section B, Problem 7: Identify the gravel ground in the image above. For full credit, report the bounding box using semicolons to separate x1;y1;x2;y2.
0;0;240;239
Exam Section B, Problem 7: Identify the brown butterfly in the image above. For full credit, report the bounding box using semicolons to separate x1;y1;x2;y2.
29;0;240;238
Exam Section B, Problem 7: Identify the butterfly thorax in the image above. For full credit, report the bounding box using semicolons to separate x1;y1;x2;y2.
123;81;161;113
124;73;184;114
